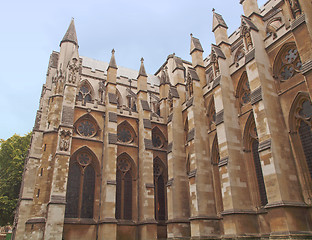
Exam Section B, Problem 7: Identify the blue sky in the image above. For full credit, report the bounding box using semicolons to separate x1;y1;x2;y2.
0;0;267;140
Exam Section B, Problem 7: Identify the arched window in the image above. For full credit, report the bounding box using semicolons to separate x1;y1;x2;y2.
152;127;166;148
244;115;268;207
117;121;136;144
236;72;251;109
74;114;99;138
294;97;312;179
211;135;223;214
273;42;302;82
77;81;93;106
153;158;167;221
116;154;133;220
65;149;96;218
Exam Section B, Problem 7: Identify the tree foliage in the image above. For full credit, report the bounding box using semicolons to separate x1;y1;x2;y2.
0;133;31;226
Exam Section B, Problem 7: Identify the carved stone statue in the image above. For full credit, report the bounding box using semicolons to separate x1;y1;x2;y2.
68;58;80;83
59;129;71;151
288;0;301;18
98;80;105;103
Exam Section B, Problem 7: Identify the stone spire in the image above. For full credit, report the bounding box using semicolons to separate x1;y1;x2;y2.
212;9;229;45
190;33;204;55
108;49;118;69
138;57;147;77
212;9;228;32
60;18;78;46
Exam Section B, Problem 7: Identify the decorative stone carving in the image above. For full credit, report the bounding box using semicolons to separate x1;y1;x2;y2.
288;0;301;19
98;80;105;103
59;129;71;151
67;58;80;83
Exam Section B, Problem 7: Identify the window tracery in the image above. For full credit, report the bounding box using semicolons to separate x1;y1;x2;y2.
78;82;93;105
117;121;135;144
152;127;165;148
75;115;98;138
294;98;312;179
153;158;166;221
245;117;268;207
116;155;133;220
237;73;251;107
274;43;302;82
65;149;96;219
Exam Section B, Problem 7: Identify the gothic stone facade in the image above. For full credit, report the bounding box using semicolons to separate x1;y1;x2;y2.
13;0;312;239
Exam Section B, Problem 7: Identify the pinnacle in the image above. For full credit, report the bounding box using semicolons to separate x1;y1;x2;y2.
190;34;203;54
60;18;78;46
138;57;147;78
108;48;118;69
212;10;228;32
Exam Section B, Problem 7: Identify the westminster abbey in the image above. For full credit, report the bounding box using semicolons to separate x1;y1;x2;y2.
12;0;312;239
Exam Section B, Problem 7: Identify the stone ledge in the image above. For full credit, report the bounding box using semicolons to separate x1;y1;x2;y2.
189;215;221;221
26;218;46;224
166;218;190;224
64;218;96;225
302;60;312;75
188;169;197;179
221;209;258;216
265;201;309;209
291;14;306;31
218;157;228;167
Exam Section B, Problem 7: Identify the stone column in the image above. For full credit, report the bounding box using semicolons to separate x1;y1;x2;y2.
136;58;157;240
166;56;191;239
98;50;118;240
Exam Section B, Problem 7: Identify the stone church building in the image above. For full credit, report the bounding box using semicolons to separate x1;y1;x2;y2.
13;0;312;239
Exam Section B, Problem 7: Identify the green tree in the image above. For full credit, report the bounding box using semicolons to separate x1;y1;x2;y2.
0;133;31;226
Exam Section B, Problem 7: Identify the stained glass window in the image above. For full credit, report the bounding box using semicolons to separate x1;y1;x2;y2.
152;134;162;148
251;140;268;206
275;45;302;81
77;121;96;137
116;157;133;220
153;160;166;221
239;77;251;106
78;83;92;105
117;128;132;143
65;150;95;219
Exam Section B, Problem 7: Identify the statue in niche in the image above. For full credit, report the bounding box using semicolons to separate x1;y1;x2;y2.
98;80;105;103
187;75;193;98
288;0;301;18
59;130;71;151
244;29;253;51
213;59;220;77
68;58;80;83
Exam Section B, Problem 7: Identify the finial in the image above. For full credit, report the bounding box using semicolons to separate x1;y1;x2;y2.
190;33;193;37
140;57;144;63
112;49;115;54
212;8;215;12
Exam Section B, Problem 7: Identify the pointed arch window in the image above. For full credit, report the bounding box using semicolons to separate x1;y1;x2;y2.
117;121;136;144
274;43;302;82
116;155;133;220
78;82;93;106
295;98;312;179
75;114;99;138
248;120;268;206
152;127;166;148
236;72;251;108
153;158;167;221
65;150;95;218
